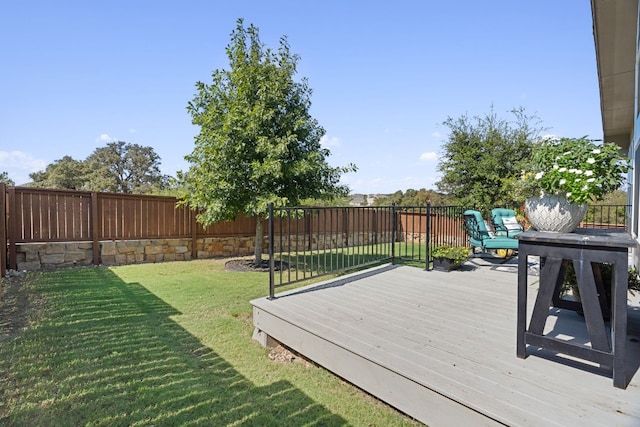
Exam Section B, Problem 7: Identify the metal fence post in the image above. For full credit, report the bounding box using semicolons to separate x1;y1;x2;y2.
391;203;396;265
425;202;431;271
268;202;275;299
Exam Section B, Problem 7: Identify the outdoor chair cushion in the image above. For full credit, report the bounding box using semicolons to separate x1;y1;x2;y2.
491;208;523;237
464;209;519;251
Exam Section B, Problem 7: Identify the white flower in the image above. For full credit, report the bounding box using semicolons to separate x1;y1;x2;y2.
592;148;601;154
586;158;596;164
559;179;567;185
575;169;583;174
584;170;594;176
566;192;572;197
582;185;589;191
569;168;576;173
558;167;567;172
535;172;544;180
587;178;595;183
553;164;559;170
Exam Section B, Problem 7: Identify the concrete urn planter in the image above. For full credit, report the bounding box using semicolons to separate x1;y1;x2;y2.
524;193;588;233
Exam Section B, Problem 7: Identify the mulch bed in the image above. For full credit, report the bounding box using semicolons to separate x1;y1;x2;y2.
224;259;288;272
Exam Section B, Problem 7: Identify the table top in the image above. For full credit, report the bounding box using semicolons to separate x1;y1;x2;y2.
517;228;637;248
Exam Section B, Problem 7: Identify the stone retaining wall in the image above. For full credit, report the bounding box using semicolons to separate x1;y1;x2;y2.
14;236;268;271
13;232;395;271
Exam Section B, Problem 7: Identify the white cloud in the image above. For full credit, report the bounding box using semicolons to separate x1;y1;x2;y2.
320;135;341;148
419;152;438;161
431;131;440;138
0;150;48;185
98;133;116;143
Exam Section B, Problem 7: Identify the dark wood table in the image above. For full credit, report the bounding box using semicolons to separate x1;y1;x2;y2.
516;229;636;388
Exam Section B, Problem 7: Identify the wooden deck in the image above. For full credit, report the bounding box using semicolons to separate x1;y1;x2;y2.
251;256;640;426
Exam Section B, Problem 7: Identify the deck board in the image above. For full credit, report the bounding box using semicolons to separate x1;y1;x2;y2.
251;261;640;426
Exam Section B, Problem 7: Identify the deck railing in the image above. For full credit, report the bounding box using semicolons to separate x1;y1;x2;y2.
267;203;468;297
267;203;632;297
581;204;630;229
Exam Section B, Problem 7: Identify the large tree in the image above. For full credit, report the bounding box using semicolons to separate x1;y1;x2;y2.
85;141;169;193
179;19;356;266
29;156;88;190
28;142;169;193
436;107;544;213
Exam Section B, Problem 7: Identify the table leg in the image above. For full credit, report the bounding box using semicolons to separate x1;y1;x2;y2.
612;258;628;389
517;248;528;359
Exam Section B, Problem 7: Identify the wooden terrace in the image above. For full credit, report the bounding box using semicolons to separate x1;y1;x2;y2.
251;256;640;426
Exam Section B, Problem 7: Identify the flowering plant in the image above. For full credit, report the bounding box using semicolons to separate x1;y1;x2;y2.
522;136;631;204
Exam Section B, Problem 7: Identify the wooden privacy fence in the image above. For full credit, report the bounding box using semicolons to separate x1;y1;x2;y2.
1;187;404;276
1;186;271;275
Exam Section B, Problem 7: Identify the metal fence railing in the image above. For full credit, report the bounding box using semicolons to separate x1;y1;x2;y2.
267;203;632;297
267;203;469;297
581;204;630;229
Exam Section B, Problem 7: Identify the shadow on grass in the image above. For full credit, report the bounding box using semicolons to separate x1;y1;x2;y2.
0;268;346;426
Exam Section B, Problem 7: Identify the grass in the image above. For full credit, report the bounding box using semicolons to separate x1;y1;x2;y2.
0;259;422;426
273;242;432;287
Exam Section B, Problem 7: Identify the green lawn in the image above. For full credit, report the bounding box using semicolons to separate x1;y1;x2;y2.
0;259;422;426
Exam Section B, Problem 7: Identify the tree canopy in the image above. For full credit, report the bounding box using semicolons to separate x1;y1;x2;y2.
29;156;88;190
372;189;453;206
436;107;544;213
84;141;169;193
179;19;356;264
28;141;170;194
0;171;15;186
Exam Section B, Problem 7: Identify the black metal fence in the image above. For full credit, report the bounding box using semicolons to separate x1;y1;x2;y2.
582;204;629;229
267;203;468;298
267;203;632;298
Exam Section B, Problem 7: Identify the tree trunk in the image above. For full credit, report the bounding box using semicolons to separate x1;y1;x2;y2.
254;218;263;267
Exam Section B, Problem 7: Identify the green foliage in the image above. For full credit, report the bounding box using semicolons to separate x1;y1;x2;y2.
372;188;453;206
430;245;470;264
522;137;631;204
28;142;169;193
597;189;628;205
0;171;15;186
85;141;170;193
29;156;89;190
436;106;544;212
179;19;356;263
180;19;356;226
299;195;353;207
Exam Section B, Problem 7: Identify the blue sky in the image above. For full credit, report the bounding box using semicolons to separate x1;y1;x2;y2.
1;1;601;194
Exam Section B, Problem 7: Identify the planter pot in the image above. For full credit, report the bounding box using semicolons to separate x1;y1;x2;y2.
524;193;587;233
433;257;462;272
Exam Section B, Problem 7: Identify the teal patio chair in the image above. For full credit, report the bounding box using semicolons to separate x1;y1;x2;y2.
491;208;523;238
463;210;519;252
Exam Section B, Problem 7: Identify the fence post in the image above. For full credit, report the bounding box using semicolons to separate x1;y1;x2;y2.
191;209;198;260
391;204;396;265
7;187;17;271
425;202;431;271
0;183;6;278
91;192;100;265
268;202;275;299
